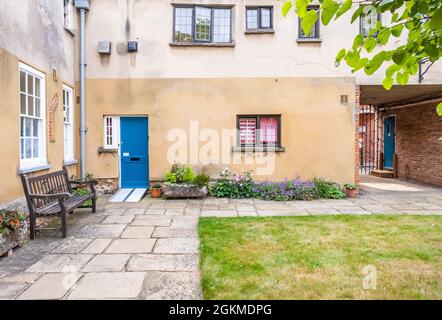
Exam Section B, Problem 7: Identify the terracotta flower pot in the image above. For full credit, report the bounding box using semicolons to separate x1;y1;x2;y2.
150;188;162;198
345;188;358;198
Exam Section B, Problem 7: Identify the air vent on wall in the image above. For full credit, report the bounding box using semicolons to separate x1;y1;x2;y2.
98;41;112;54
127;41;138;52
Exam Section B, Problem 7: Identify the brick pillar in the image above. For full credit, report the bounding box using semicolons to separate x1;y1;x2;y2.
354;85;361;185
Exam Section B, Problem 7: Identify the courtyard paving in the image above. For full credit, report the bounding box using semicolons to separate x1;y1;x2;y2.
0;176;441;299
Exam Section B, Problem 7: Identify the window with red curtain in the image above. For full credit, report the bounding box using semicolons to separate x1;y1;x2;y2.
238;115;280;147
259;117;278;144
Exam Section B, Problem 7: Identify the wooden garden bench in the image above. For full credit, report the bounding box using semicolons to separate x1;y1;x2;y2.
20;167;97;239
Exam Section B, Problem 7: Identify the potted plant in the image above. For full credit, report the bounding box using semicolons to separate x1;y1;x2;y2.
150;184;163;198
344;183;359;198
0;209;27;257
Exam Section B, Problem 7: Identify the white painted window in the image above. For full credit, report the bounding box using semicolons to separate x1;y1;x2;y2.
63;85;74;161
19;63;47;170
103;116;120;149
63;0;74;30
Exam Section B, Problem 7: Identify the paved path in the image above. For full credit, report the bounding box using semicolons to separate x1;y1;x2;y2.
0;176;441;299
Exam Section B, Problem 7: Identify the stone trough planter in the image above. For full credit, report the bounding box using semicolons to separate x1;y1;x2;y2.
0;221;27;257
163;183;208;199
0;210;27;257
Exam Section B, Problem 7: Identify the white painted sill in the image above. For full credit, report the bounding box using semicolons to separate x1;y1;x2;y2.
64;159;78;166
18;163;51;174
232;146;286;153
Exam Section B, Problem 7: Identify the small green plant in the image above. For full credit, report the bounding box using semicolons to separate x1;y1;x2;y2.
72;188;93;207
151;183;162;189
313;177;345;199
344;183;358;190
165;164;196;184
0;210;25;236
193;174;210;188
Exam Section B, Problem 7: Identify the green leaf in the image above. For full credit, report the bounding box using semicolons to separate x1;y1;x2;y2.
364;37;377;53
335;48;346;63
297;0;313;17
321;0;340;25
364;51;386;75
335;0;352;19
424;43;439;59
386;64;399;78
345;49;360;68
392;51;410;65
377;28;391;45
301;9;318;36
430;7;442;30
391;24;404;37
352;58;369;72
352;34;364;49
408;29;420;42
351;6;364;23
391;12;399;23
437;103;442;116
396;70;409;85
282;1;293;17
382;77;394;90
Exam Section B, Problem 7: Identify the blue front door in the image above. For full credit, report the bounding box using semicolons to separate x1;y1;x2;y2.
383;116;396;169
120;117;149;188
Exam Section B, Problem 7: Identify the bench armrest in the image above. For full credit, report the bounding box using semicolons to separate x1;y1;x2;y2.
29;193;71;201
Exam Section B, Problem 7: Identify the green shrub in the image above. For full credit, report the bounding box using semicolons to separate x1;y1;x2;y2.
193;174;210;188
210;170;255;199
0;210;25;236
313;177;345;199
344;183;358;190
165;164;195;184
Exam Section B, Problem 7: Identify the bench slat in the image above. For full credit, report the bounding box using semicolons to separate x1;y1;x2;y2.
35;193;94;216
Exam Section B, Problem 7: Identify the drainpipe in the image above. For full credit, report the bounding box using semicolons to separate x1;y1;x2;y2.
74;0;90;179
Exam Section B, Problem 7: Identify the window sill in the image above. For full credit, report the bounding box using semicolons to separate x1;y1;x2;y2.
245;29;275;34
98;147;118;154
232;146;286;153
297;38;322;43
169;42;235;48
64;159;78;166
18;163;51;175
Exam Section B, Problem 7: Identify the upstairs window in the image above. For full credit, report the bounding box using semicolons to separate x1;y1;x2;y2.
19;63;46;169
298;6;320;39
173;6;232;43
237;115;281;148
63;0;73;30
360;5;380;37
63;85;74;162
246;7;273;30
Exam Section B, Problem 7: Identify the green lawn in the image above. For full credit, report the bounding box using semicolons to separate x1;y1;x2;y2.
199;215;442;300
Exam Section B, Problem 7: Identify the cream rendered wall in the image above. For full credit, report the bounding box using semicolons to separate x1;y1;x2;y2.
0;1;78;204
84;0;442;84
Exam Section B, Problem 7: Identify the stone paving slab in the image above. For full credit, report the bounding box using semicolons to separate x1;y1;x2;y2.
81;239;113;254
152;227;197;238
121;226;154;239
105;239;156;254
51;238;94;254
18;273;82;300
69;224;126;238
141;271;201;300
128;254;198;272
67;272;146;299
132;217;172;227
25;254;93;273
154;238;199;254
102;215;134;224
82;254;131;272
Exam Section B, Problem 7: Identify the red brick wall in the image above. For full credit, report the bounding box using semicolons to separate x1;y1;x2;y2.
381;100;442;186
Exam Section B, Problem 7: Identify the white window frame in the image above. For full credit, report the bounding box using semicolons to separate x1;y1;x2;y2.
19;62;47;170
103;116;120;149
63;0;74;31
63;84;75;162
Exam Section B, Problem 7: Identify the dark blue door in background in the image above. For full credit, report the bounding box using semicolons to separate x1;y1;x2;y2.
120;117;149;188
383;116;396;169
